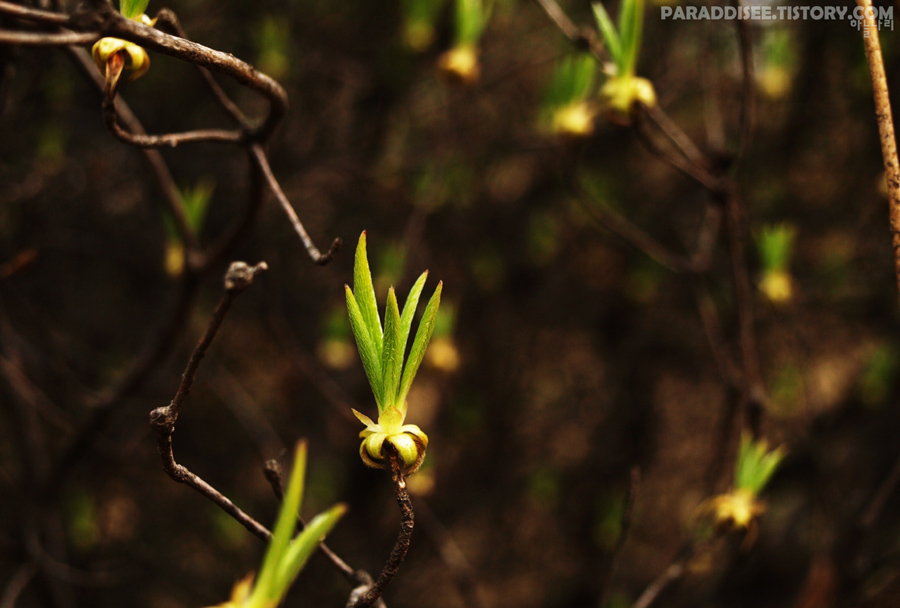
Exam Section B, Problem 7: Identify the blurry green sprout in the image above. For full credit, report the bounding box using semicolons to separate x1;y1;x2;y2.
209;442;346;608
437;0;492;84
543;55;600;138
402;0;446;51
756;224;796;304
592;0;656;122
163;178;215;276
257;16;291;80
734;432;786;496
345;232;442;474
697;434;785;544
119;0;150;20
859;344;899;407
757;27;796;99
757;224;795;272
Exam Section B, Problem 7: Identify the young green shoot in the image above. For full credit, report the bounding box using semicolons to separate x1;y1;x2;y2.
592;0;656;123
697;433;785;546
756;224;796;304
543;54;600;138
437;0;492;85
345;232;442;474
209;441;346;608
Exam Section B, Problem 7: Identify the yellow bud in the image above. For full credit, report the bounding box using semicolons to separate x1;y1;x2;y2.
353;407;429;474
550;101;599;138
600;76;657;125
759;269;793;304
437;45;480;85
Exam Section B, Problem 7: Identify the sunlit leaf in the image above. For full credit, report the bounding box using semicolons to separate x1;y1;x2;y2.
252;442;307;603
382;288;403;412
354;232;383;353
592;3;622;68
397;282;442;407
274;504;347;591
119;0;150;20
399;272;428;354
346;286;384;409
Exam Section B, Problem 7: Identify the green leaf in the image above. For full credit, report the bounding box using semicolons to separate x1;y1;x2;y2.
735;433;785;495
457;0;490;45
252;441;307;603
381;288;403;412
274;503;347;595
544;55;597;108
354;232;383;354
179;178;215;233
346;286;383;409
119;0;150;20
619;0;644;77
399;272;428;355
397;281;442;408
592;3;622;69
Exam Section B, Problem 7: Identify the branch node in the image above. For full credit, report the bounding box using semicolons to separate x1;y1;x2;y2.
315;238;343;266
149;404;176;433
224;261;268;292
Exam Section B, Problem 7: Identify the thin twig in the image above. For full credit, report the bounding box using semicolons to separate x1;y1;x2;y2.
348;445;414;608
598;466;640;607
102;94;243;147
152;8;250;129
249;144;342;265
67;5;288;141
0;0;69;24
631;557;689;608
721;188;766;432
149;261;272;542
570;178;692;273
645;105;711;175
857;0;900;309
633;110;723;194
0;30;96;45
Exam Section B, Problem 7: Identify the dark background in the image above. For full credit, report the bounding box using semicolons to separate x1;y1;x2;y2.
2;1;900;607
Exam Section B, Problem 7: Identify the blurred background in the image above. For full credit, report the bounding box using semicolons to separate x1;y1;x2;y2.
2;1;900;607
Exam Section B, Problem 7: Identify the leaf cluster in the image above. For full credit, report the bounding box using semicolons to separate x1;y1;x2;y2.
345;232;442;416
734;433;786;496
543;54;598;109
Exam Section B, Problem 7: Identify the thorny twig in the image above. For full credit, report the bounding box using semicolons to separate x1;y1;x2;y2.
348;445;415;608
149;261;272;542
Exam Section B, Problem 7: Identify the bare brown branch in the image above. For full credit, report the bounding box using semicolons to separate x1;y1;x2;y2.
249;144;342;265
0;29;96;45
348;445;414;608
149;261;271;542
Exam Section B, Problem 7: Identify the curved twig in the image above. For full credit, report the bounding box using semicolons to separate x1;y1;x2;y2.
348;445;414;608
149;261;272;542
249;144;342;265
0;30;97;44
68;4;288;141
0;0;69;24
102;95;243;147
